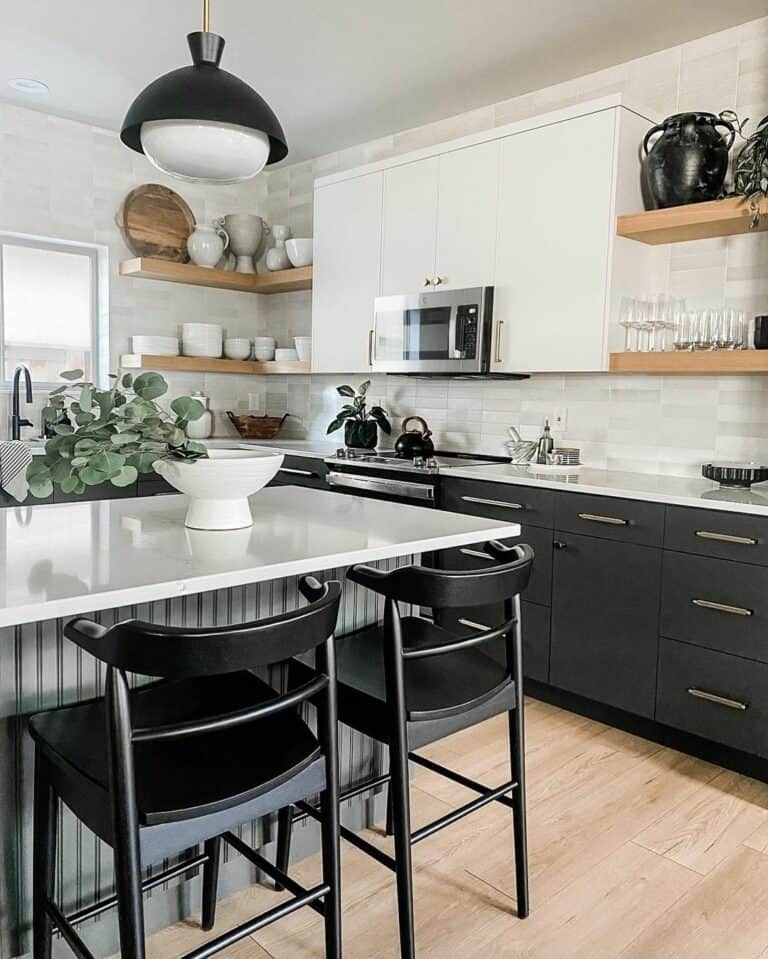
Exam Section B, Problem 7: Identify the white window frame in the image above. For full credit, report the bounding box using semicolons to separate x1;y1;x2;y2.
0;231;109;392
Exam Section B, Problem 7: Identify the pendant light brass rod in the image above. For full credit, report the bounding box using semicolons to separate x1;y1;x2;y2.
203;0;211;32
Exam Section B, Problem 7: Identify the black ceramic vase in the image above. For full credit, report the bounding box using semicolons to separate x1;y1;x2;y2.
345;420;377;449
643;112;735;208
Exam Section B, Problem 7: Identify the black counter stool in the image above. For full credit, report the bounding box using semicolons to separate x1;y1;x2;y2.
28;576;342;959
279;541;534;959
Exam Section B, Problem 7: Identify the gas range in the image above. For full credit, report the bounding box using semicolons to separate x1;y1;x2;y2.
323;449;504;505
326;448;500;473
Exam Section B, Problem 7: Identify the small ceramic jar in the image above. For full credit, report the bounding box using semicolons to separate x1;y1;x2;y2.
185;391;214;439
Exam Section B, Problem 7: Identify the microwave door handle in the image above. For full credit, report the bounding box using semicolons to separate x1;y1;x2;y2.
455;311;467;358
448;305;460;359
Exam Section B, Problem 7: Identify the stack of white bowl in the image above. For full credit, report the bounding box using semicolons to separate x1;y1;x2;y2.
182;323;223;358
132;335;179;356
224;338;252;360
253;336;276;361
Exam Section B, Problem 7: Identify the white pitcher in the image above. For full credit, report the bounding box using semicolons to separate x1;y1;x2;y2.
187;222;230;269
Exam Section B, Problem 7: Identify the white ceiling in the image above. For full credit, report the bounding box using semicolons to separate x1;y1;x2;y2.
1;0;765;165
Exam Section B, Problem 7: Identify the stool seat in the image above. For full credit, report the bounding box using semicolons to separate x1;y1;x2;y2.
29;671;321;827
336;618;512;722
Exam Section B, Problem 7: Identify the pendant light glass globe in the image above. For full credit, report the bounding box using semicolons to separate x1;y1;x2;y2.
140;119;271;184
121;10;286;184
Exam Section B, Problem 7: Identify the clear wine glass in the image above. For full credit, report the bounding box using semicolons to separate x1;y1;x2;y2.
694;309;714;350
618;296;638;351
712;309;729;350
667;298;686;351
673;310;694;350
635;299;653;352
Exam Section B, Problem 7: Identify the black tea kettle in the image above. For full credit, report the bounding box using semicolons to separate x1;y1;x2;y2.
394;416;435;459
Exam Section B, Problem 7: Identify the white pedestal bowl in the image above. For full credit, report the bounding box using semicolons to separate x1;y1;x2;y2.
153;449;284;530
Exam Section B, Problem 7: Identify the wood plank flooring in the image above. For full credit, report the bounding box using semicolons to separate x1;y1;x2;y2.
146;698;768;959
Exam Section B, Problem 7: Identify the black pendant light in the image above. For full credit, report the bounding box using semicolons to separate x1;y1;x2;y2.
120;0;287;183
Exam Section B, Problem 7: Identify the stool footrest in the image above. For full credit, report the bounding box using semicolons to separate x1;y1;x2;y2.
46;902;95;959
296;800;398;871
222;831;325;917
411;779;517;844
180;883;330;959
408;752;517;810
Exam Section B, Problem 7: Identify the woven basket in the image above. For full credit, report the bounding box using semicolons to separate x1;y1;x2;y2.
226;412;287;440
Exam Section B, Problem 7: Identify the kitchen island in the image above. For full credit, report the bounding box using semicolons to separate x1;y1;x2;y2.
0;486;520;959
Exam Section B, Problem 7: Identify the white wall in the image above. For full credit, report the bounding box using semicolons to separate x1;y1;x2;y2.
2;16;768;474
254;15;768;476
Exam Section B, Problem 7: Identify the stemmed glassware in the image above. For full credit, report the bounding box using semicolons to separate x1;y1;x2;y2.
621;295;746;352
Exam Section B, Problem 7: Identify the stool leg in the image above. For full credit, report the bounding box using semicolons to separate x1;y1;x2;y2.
318;637;342;959
33;753;57;959
385;786;394;837
274;805;293;891
389;741;416;959
509;705;529;918
201;837;221;931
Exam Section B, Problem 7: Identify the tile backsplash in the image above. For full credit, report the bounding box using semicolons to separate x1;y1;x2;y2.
3;17;768;477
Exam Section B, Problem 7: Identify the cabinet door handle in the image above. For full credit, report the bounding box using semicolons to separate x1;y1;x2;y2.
458;618;492;632
553;540;568;550
695;530;757;546
577;512;629;527
279;467;316;477
459;547;494;561
494;319;504;364
687;687;748;711
368;329;374;366
461;495;524;511
423;277;433;287
432;275;445;286
692;598;753;617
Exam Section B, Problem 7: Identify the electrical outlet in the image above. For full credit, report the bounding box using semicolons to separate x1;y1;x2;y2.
552;408;568;431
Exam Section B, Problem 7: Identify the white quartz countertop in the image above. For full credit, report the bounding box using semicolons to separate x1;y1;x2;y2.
0;486;520;628
446;464;768;516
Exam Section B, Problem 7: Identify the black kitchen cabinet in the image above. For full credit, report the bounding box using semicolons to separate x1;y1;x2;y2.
268;454;329;490
550;531;662;718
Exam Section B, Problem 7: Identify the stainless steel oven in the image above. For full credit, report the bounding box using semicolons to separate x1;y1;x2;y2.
371;286;494;375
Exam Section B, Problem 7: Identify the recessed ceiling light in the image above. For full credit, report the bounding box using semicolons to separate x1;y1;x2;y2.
8;78;49;95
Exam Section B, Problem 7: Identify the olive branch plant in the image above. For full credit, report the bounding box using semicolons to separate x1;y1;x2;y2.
27;369;208;499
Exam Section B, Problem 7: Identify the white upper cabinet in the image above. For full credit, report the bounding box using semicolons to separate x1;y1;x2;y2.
434;140;500;290
311;171;383;373
491;107;649;373
380;142;501;295
380;157;440;295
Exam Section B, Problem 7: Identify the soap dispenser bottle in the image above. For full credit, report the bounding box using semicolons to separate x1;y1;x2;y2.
536;419;554;465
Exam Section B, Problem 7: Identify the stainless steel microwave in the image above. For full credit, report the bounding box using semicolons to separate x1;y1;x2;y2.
371;286;494;375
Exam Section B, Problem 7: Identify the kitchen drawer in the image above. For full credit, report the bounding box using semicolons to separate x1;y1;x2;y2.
440;478;554;529
554;491;665;547
435;523;552;607
269;454;329;490
441;601;550;684
661;552;768;663
665;506;768;566
656;638;768;758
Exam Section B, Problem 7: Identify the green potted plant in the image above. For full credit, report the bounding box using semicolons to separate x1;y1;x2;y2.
326;380;391;450
27;369;208;499
731;112;768;227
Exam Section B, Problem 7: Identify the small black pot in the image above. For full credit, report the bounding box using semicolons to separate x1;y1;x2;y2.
345;420;378;449
643;113;735;208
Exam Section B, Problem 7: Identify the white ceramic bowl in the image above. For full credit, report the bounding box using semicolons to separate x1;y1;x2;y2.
294;336;312;361
224;338;252;360
285;238;313;268
153;449;283;529
253;336;276;348
253;347;276;361
131;335;180;356
275;348;299;362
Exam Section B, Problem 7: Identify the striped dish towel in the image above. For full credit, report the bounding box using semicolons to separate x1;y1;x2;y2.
0;441;33;502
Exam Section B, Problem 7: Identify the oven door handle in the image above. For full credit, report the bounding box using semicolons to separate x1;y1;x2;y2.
326;472;435;502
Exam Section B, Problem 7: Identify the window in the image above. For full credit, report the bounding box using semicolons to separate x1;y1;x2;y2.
0;234;106;388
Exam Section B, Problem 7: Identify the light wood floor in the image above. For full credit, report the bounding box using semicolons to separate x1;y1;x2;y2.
146;698;768;959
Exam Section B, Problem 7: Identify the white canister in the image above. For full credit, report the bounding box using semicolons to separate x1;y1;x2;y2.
185;391;214;439
187;223;230;269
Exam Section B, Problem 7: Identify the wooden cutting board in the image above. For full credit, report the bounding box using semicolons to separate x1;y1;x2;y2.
116;184;196;262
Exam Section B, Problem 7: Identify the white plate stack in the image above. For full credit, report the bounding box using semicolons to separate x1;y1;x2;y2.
132;335;179;356
182;323;223;358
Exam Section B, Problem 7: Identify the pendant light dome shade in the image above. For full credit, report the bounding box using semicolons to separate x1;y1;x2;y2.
121;32;287;183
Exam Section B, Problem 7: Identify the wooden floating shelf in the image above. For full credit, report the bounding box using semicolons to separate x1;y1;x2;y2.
119;257;313;294
616;196;768;245
121;354;311;376
609;351;768;374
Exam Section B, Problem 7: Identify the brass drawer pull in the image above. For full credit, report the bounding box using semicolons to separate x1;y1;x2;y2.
459;548;494;561
458;618;492;632
462;495;524;511
695;530;757;546
279;467;316;477
577;512;628;527
687;687;748;711
692;598;753;617
494;319;504;364
368;329;374;366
